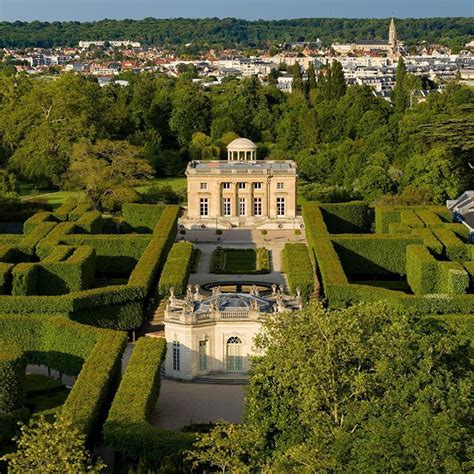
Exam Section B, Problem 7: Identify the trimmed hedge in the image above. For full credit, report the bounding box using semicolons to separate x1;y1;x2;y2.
11;263;37;295
320;201;371;234
433;227;470;261
104;337;194;468
332;234;421;277
0;263;13;294
0;314;127;437
37;245;96;295
75;211;103;234
53;200;78;222
0;342;25;415
158;242;193;297
64;234;151;275
0;205;179;331
303;203;474;313
23;212;55;234
68;203;94;222
282;243;314;301
406;245;439;295
129;205;180;292
123;204;166;233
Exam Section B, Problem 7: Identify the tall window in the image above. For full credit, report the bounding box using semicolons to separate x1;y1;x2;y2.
200;182;207;190
253;197;262;216
277;182;284;190
222;182;231;190
238;182;246;190
276;197;285;216
253;182;262;190
172;341;180;371
199;340;207;371
239;198;246;216
200;198;209;217
226;336;243;372
223;198;231;217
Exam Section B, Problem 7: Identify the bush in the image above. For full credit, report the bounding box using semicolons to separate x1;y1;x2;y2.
139;185;183;205
0;342;26;415
282;243;314;301
158;242;193;297
301;184;359;203
103;337;194;469
11;263;37;296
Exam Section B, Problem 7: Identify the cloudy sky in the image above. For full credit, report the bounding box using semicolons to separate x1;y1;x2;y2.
0;0;472;21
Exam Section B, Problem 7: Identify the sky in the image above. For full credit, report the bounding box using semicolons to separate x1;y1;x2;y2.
0;0;472;22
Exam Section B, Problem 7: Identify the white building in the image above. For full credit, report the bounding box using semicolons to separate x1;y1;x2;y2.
164;286;302;380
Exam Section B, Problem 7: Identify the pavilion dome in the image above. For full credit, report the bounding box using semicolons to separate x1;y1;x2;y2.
196;293;273;314
227;138;257;152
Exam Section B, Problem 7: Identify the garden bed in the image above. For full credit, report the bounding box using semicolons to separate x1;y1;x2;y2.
210;248;270;274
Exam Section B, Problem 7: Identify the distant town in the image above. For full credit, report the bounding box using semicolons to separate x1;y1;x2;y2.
3;19;473;98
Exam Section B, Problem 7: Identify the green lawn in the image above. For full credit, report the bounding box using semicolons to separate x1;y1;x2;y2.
19;176;188;209
210;248;270;274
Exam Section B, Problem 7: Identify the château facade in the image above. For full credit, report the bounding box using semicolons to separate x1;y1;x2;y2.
182;138;301;229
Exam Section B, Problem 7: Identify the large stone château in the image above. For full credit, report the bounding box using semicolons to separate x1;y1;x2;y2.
181;138;302;229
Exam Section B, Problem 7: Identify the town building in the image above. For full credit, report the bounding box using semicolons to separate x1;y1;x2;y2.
164;285;302;380
331;17;401;58
181;138;301;229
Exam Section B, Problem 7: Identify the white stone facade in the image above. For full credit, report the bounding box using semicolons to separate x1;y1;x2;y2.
164;286;302;380
181;138;302;230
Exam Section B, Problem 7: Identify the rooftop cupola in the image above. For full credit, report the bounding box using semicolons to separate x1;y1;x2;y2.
227;138;257;162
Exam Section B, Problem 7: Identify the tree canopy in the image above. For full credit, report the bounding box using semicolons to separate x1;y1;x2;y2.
189;302;473;472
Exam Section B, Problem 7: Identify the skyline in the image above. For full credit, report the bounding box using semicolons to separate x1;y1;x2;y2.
1;0;472;22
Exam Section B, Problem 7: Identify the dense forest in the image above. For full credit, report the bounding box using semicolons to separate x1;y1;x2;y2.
0;17;472;50
0;65;473;209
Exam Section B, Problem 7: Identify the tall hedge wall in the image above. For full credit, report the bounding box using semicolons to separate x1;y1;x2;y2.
320;201;372;234
123;204;166;233
0;314;127;437
158;242;193;297
104;337;194;468
282;243;314;301
332;235;422;277
0;342;25;415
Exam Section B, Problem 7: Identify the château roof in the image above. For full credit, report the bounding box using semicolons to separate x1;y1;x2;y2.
227;138;257;151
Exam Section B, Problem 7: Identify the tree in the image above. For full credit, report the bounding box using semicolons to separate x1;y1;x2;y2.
0;416;105;473
169;80;210;146
194;303;472;472
0;168;17;196
186;421;259;473
392;57;410;113
306;62;317;92
330;60;346;99
64;139;154;211
402;145;465;204
290;63;304;94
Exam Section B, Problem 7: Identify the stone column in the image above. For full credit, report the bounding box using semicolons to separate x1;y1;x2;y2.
249;182;254;217
233;183;239;217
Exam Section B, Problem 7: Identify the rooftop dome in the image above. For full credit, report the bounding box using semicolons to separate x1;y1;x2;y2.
227;138;257;151
196;293;273;314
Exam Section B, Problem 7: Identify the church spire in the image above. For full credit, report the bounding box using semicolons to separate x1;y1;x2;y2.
389;17;397;47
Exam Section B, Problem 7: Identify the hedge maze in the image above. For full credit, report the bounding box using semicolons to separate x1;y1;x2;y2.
0;200;190;467
0;202;180;330
303;202;474;315
0;314;127;453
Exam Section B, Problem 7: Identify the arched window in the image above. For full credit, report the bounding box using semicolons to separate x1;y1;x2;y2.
226;336;243;372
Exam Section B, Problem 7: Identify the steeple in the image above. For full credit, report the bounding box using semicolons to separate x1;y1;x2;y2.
389;17;397;48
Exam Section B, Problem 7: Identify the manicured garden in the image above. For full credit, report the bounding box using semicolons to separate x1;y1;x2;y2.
210;247;270;274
